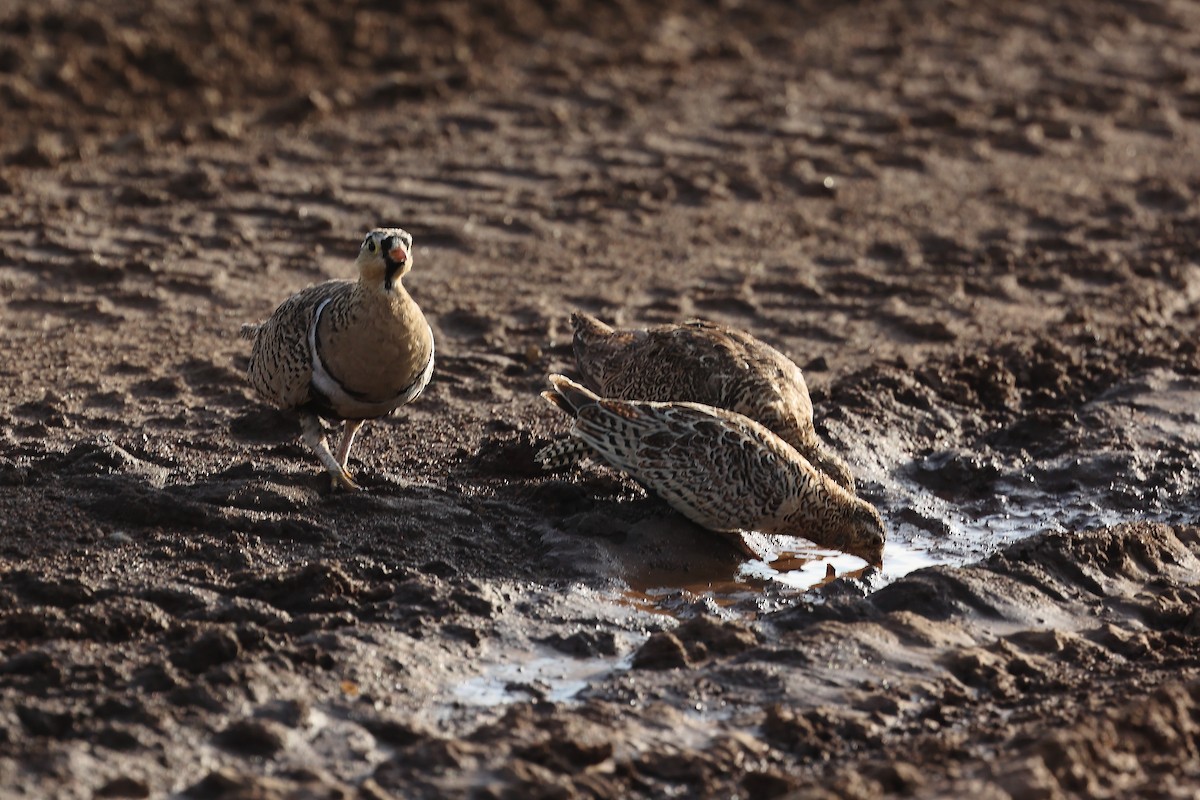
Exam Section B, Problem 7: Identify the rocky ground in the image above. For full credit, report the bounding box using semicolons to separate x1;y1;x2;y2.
1;0;1199;797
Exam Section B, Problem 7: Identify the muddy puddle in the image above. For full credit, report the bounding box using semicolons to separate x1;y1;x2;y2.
606;369;1200;611
449;647;638;709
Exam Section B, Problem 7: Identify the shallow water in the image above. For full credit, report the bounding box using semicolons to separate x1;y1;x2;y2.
622;370;1200;606
449;646;638;708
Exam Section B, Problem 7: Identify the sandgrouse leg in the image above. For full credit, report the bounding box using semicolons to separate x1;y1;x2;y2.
334;420;365;469
301;413;360;491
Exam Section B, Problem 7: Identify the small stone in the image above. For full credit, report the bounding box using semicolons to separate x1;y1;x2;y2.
215;718;288;757
674;616;757;660
98;727;142;751
361;715;425;747
866;760;927;794
631;631;690;670
994;755;1066;800
540;630;618;658
95;776;151;798
0;649;56;676
16;705;73;738
255;699;310;728
132;663;182;693
173;629;241;674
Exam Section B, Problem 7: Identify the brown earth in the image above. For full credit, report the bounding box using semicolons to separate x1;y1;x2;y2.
2;0;1200;797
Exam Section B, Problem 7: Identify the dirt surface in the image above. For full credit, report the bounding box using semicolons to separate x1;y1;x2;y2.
3;0;1200;797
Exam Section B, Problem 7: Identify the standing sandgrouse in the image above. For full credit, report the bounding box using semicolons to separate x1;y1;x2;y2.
541;374;885;567
537;312;856;493
239;228;434;490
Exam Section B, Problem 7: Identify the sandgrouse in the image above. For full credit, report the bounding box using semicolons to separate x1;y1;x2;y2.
542;374;885;567
240;228;434;490
537;312;856;493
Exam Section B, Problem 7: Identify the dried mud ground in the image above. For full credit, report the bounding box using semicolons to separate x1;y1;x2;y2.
3;1;1200;798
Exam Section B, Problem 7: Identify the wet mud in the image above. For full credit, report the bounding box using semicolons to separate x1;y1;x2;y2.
2;0;1200;797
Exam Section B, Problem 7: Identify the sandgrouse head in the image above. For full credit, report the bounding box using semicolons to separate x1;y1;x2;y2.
357;227;414;291
848;501;886;569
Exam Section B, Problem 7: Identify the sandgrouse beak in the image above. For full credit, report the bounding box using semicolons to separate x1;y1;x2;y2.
383;236;408;266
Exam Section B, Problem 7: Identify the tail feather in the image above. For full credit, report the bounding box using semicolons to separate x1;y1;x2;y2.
540;390;574;417
239;322;264;341
539;374;611;471
534;435;591;471
543;374;602;416
569;311;614;343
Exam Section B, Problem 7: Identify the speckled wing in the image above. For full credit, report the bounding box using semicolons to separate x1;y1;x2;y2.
244;280;354;410
717;323;815;430
568;314;857;489
575;315;818;444
571;396;801;533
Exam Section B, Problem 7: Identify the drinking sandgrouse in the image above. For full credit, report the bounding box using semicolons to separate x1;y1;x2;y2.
239;228;434;490
537;312;856;493
541;374;885;567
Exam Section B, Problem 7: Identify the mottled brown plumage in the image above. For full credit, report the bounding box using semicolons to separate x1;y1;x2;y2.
540;312;855;492
240;228;434;490
542;375;885;567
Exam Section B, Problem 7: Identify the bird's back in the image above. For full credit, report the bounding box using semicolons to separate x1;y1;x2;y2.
574;315;816;448
571;313;857;492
